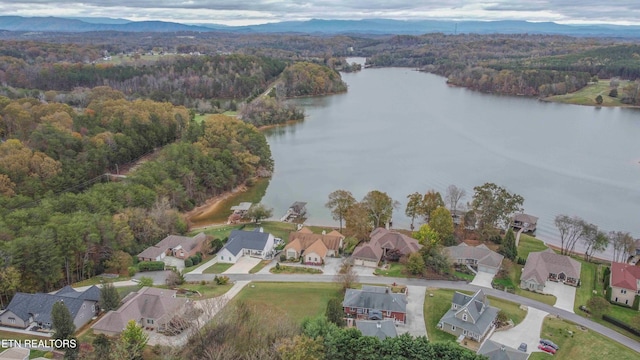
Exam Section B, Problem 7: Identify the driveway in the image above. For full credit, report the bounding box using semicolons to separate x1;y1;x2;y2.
398;285;427;337
134;270;171;285
544;281;576;313
222;256;262;274
490;307;549;354
163;256;185;273
470;271;495;288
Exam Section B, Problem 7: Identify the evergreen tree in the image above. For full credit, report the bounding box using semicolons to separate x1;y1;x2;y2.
499;228;518;261
325;298;345;327
121;320;148;360
100;282;121;312
51;301;76;340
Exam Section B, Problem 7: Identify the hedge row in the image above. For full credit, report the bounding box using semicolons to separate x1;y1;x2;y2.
138;261;165;272
602;314;640;337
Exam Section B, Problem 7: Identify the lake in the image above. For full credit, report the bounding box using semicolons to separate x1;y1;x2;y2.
261;62;640;257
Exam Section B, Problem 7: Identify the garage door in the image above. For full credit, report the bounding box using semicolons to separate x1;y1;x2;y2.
478;265;496;274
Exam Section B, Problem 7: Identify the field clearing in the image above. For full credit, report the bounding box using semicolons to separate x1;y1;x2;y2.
545;80;630;106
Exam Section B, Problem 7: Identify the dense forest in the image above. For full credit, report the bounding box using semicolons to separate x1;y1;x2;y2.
0;89;273;292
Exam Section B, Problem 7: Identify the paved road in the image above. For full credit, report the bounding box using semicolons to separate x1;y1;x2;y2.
184;272;640;353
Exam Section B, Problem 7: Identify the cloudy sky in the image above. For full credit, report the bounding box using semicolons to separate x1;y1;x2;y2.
1;1;640;26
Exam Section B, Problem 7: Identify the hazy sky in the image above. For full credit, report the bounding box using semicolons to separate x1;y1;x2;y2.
1;1;640;26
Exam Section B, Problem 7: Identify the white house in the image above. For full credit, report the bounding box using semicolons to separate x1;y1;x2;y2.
217;228;275;263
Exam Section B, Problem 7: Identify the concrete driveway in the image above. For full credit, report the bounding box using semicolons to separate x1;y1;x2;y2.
163;256;185;273
222;256;262;274
544;281;576;313
470;271;495;288
134;270;171;285
398;285;427;337
490;307;549;354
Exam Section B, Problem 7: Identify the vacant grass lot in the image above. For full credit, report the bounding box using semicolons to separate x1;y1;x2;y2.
528;316;638;360
203;262;234;274
249;260;271;274
232;282;342;323
374;263;407;277
270;265;322;274
545;80;630;107
424;289;526;342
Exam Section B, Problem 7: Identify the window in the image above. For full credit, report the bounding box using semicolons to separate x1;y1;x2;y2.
9;318;15;324
221;256;224;260
386;311;391;316
82;304;86;309
357;308;363;314
453;304;457;309
621;289;627;294
451;325;456;331
463;329;467;336
91;305;95;312
147;319;154;325
462;314;467;321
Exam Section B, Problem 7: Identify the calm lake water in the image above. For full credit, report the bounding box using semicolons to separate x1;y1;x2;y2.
261;61;640;257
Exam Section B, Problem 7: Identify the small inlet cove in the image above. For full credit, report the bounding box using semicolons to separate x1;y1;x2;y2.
256;61;640;256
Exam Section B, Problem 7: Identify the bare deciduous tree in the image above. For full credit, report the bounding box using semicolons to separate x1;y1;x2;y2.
334;258;359;292
445;185;466;214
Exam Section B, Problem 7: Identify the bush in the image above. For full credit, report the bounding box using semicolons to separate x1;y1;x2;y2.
215;275;230;285
188;256;200;265
602;314;640;337
516;257;526;265
185;258;193;267
138;261;165;272
280;254;286;262
128;266;138;277
489;234;502;244
275;262;281;270
609;88;618;97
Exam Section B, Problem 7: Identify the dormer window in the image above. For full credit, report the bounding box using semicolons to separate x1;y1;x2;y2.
462;313;468;321
453;304;457;309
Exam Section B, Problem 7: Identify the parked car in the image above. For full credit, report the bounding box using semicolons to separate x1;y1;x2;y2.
517;343;527;352
538;344;556;354
539;338;559;350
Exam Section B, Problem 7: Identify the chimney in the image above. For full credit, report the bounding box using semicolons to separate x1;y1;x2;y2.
376;322;382;329
500;345;506;351
322;230;326;235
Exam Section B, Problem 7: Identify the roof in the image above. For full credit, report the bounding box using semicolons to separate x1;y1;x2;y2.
222;229;272;256
439;290;499;336
92;287;186;334
298;227;313;234
478;340;530;360
611;262;640;291
355;319;398;340
286;231;342;252
343;286;407;313
513;213;538;224
521;249;581;284
137;233;206;259
290;202;307;213
445;243;504;269
352;242;384;262
369;228;422;255
635;239;640;249
0;347;30;360
304;239;328;259
3;288;97;325
55;285;101;302
327;230;345;238
230;202;252;212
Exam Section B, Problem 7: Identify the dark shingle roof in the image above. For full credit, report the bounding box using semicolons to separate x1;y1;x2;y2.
5;286;100;325
56;285;101;302
343;286;407;313
223;230;271;256
478;340;530;360
439;289;498;336
356;319;398;340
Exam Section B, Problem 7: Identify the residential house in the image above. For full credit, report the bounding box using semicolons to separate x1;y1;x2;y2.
351;228;421;268
477;340;529;360
355;319;398;340
437;289;499;342
92;287;188;336
520;249;581;292
343;285;407;324
284;228;344;264
444;243;504;274
0;347;30;360
216;228;275;263
609;262;640;308
137;233;206;262
0;285;100;330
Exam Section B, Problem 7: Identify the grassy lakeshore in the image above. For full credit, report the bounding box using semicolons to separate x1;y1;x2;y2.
544;80;631;106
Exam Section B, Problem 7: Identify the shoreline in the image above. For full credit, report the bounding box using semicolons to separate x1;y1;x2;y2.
185;184;248;228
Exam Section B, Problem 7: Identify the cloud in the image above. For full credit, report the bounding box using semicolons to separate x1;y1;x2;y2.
1;1;640;26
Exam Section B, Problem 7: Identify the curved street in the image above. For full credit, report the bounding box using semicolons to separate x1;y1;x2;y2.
185;272;640;353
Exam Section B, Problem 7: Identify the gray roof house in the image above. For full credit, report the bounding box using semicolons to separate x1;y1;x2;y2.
478;340;529;360
355;319;398;340
437;289;499;342
0;286;100;330
216;229;275;263
343;286;408;324
92;287;188;336
444;243;504;274
520;249;581;292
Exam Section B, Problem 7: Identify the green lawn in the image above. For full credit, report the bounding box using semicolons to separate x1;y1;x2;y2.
270;265;322;274
232;282;342;323
174;283;233;299
243;221;296;241
518;234;549;259
528;316;638;360
249;260;271;274
117;285;141;299
72;275;131;287
544;80;630;107
182;254;214;273
454;271;475;281
203;262;234;274
374;263;407;277
424;289;526;342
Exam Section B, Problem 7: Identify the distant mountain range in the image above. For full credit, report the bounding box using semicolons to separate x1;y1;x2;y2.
1;16;640;37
